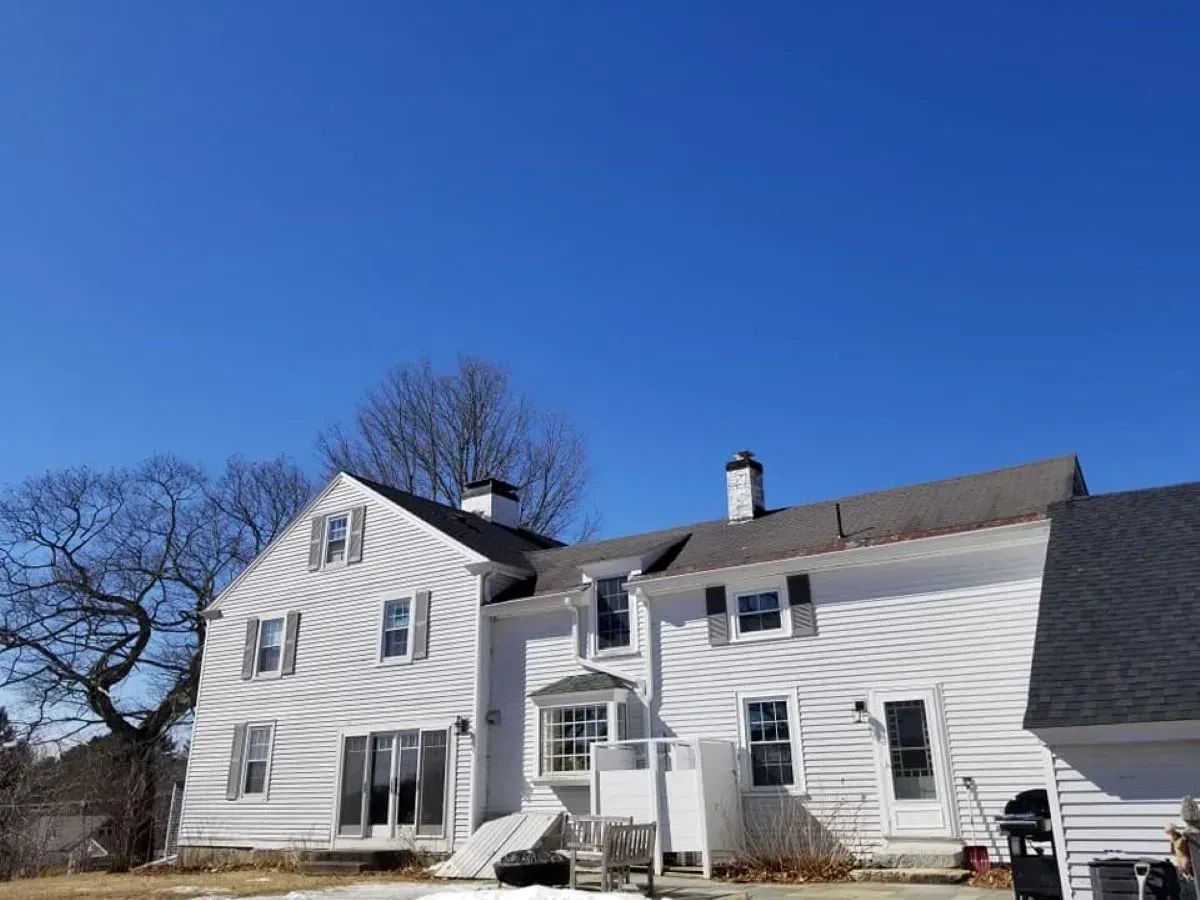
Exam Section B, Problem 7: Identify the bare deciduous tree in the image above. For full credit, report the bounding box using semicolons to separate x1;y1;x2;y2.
318;357;594;539
0;456;313;870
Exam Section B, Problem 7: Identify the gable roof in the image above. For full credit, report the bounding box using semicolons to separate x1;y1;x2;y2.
1024;482;1200;731
29;816;109;854
345;474;562;570
502;454;1084;599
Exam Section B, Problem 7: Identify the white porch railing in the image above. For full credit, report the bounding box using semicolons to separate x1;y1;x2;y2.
589;738;740;878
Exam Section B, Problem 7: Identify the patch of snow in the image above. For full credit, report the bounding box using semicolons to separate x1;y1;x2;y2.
246;883;640;900
159;887;235;896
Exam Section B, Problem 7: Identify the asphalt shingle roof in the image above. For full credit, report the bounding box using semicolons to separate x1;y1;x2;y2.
513;455;1084;598
1024;482;1200;730
530;672;636;697
347;474;561;569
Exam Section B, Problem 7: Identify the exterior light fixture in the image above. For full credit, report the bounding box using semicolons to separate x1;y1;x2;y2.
853;700;868;724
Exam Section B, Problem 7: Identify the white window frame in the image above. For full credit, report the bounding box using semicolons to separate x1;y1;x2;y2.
730;583;791;643
378;594;414;665
583;565;641;658
735;690;805;794
240;722;276;802
530;689;629;785
254;616;286;678
323;512;351;568
332;721;454;842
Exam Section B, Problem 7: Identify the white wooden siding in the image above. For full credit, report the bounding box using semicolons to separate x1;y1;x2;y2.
179;477;480;852
1050;741;1199;900
649;539;1051;857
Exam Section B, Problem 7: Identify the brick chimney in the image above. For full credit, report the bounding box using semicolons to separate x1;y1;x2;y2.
726;451;764;522
461;478;521;528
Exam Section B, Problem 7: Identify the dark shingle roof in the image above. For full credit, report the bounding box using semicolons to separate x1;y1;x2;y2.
1024;483;1200;730
510;455;1084;598
530;672;636;697
347;474;561;569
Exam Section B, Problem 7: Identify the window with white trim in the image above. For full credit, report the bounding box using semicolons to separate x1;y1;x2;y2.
243;725;274;795
337;727;449;838
743;697;798;789
325;514;349;564
256;618;284;675
733;588;787;639
595;577;631;652
538;703;626;775
381;598;412;661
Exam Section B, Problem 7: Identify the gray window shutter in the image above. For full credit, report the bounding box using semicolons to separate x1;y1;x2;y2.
705;585;728;646
787;573;817;637
307;517;326;571
241;618;260;681
347;505;366;564
281;611;301;675
412;590;431;660
226;724;248;800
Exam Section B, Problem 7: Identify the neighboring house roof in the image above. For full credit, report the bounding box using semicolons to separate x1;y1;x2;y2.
346;474;562;569
1024;482;1200;731
530;672;636;697
28;816;109;855
505;454;1085;599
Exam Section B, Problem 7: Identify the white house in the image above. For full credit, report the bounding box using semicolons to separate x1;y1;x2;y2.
1024;483;1200;900
179;452;1091;870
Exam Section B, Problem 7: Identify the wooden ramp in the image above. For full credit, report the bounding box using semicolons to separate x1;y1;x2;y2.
432;811;563;879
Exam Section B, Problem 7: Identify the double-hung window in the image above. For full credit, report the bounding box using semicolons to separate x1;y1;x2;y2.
736;590;783;635
256;618;284;675
242;724;274;796
741;695;801;790
381;598;412;661
594;577;631;652
325;514;349;564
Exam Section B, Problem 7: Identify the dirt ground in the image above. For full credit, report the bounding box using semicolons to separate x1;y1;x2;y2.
0;869;424;900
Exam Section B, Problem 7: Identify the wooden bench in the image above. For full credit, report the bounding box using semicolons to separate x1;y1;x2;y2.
567;817;657;894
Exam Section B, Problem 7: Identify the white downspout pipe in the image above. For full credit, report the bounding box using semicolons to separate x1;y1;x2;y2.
563;596;641;688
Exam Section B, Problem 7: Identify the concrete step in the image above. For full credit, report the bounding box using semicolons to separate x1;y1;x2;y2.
871;838;966;869
851;868;972;885
298;859;371;875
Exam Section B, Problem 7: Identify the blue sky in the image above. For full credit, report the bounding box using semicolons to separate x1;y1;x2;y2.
1;2;1197;538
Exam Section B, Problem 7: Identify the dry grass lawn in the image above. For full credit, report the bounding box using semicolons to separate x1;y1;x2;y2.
0;869;425;900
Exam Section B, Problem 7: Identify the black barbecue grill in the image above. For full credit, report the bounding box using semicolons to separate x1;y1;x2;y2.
996;789;1061;900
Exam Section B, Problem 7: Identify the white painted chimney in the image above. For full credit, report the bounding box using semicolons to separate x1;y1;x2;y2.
461;478;521;528
726;451;765;522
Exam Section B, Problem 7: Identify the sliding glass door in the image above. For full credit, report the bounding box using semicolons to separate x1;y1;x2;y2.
337;728;450;839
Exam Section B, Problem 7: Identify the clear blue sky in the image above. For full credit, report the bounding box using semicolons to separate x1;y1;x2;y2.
2;2;1197;538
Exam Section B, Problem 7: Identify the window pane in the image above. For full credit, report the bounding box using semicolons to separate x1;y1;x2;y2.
745;699;795;788
540;704;609;774
244;760;267;794
326;516;348;563
257;645;281;673
257;620;284;673
369;735;393;827
246;726;272;761
884;700;937;800
737;592;782;635
417;731;448;835
338;736;367;834
595;577;631;651
396;732;419;826
382;600;411;659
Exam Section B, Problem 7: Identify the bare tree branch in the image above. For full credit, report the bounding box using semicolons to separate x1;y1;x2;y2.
317;356;594;539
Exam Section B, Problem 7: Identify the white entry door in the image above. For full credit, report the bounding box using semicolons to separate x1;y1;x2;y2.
871;689;956;838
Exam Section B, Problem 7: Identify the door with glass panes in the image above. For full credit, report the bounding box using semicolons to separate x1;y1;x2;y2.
870;689;956;838
337;729;449;840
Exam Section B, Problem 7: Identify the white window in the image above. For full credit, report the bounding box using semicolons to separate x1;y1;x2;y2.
380;598;412;662
538;702;627;776
739;694;803;791
594;577;631;652
242;725;274;795
256;618;284;675
732;587;790;641
325;514;349;564
337;727;450;838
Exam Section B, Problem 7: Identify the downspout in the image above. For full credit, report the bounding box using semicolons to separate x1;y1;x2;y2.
468;569;493;833
563;596;638;686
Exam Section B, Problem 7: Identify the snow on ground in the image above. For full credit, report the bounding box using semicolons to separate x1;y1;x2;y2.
247;884;639;900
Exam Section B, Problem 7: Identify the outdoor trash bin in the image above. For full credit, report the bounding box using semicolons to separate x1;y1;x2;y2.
494;848;571;887
1089;858;1182;900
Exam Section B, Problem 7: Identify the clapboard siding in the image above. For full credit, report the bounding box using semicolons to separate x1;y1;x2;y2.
652;539;1050;857
179;476;480;852
1050;741;1200;900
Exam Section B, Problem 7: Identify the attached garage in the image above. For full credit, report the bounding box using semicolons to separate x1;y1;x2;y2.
1025;485;1200;900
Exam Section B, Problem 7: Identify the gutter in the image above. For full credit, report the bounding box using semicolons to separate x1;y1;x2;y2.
563;596;646;696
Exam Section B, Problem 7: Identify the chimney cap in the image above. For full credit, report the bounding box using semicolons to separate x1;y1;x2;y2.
463;478;520;502
725;450;763;473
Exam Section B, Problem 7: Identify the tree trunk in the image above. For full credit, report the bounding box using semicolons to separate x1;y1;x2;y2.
107;738;157;871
